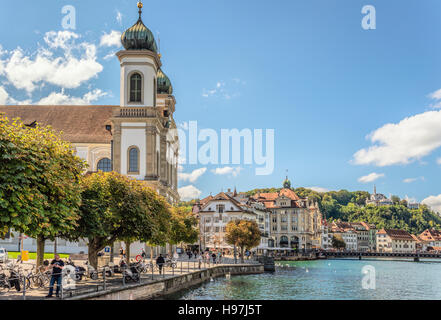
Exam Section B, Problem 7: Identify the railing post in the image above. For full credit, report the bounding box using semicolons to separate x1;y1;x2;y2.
22;274;26;300
122;267;126;286
151;264;154;280
60;272;64;300
103;269;106;291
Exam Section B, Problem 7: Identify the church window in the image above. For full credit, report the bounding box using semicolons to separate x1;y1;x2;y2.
128;147;140;173
130;73;142;102
97;158;112;172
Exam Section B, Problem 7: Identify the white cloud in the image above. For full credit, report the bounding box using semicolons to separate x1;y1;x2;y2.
0;86;8;104
403;176;424;183
211;166;242;177
116;11;123;25
306;187;330;193
36;89;107;105
178;185;202;201
422;194;441;214
429;88;441;100
437;158;441;165
202;79;243;100
178;167;207;183
100;30;122;48
358;172;385;183
0;31;103;93
353;110;441;166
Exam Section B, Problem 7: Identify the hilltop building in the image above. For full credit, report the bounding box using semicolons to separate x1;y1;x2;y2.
366;186;393;207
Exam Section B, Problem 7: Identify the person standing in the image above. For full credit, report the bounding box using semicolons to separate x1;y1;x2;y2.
156;254;165;275
46;254;65;298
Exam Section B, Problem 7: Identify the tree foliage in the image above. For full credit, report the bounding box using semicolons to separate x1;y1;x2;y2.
76;172;171;268
168;206;199;247
225;219;261;263
0;115;86;265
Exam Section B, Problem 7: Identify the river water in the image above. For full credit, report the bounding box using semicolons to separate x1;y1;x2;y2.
167;259;441;300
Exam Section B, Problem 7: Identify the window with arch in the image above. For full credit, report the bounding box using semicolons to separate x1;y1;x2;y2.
128;147;140;173
97;158;112;172
130;73;142;102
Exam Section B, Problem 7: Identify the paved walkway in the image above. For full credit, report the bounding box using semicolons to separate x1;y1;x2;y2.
0;257;258;300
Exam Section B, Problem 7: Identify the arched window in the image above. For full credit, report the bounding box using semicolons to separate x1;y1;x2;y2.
128;147;139;173
97;158;112;172
130;73;142;102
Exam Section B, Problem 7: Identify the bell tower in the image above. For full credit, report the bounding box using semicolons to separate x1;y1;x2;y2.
111;1;180;204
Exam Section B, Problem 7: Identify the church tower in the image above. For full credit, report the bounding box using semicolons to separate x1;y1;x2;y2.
111;1;179;203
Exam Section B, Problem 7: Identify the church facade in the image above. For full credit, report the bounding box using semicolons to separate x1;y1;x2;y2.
0;2;180;254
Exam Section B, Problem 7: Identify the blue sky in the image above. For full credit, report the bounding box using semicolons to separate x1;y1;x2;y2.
0;0;440;210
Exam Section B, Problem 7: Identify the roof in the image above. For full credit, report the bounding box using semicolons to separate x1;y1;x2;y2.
0;105;114;144
418;229;441;242
377;229;415;241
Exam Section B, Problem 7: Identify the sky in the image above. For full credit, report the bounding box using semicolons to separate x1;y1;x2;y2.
0;0;440;212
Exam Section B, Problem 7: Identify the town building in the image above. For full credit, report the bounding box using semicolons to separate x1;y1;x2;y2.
193;191;269;254
418;229;441;251
349;222;370;252
321;219;330;250
0;2;180;255
252;177;323;251
329;222;358;251
376;229;416;253
360;222;377;251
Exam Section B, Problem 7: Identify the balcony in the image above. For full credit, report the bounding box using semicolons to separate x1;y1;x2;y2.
116;107;158;118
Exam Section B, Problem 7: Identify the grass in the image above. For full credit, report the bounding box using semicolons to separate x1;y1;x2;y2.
7;251;70;260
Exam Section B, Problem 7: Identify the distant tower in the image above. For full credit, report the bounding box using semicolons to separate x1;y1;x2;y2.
283;170;291;189
373;185;377;195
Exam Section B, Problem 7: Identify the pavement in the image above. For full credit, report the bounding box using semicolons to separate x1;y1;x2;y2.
0;256;257;300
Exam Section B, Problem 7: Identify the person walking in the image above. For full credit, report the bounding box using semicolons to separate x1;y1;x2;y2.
156;254;165;275
211;252;217;264
46;254;65;298
141;248;146;259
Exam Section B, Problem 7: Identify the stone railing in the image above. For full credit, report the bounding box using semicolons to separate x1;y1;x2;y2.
117;107;157;118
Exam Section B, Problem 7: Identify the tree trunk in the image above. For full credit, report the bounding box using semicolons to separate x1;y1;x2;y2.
150;246;154;264
53;238;57;256
88;243;99;270
240;247;245;264
125;241;131;262
168;243;173;257
36;235;45;267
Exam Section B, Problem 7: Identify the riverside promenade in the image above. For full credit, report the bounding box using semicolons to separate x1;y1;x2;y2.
0;257;263;300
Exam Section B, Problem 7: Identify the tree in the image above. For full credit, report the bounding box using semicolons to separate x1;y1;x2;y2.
391;195;400;205
0;115;86;266
331;235;346;250
225;220;261;263
76;172;169;268
168;206;199;255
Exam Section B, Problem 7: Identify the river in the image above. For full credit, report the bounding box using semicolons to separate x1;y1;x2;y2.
166;259;441;300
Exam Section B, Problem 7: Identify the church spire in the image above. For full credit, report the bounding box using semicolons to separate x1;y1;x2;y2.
137;1;143;20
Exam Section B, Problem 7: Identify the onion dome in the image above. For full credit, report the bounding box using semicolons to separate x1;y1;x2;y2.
283;176;291;189
157;69;173;95
121;2;158;52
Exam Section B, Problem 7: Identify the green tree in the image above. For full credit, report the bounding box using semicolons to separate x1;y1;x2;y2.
168;206;199;255
76;172;169;268
225;220;261;263
331;235;346;250
0;115;86;266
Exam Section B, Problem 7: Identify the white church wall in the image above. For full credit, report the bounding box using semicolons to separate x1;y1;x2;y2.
121;123;147;180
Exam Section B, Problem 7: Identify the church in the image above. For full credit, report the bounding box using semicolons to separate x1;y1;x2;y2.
0;2;180;254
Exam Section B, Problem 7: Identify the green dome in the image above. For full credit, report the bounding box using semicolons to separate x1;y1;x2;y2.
121;5;158;52
283;177;291;189
157;69;173;95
